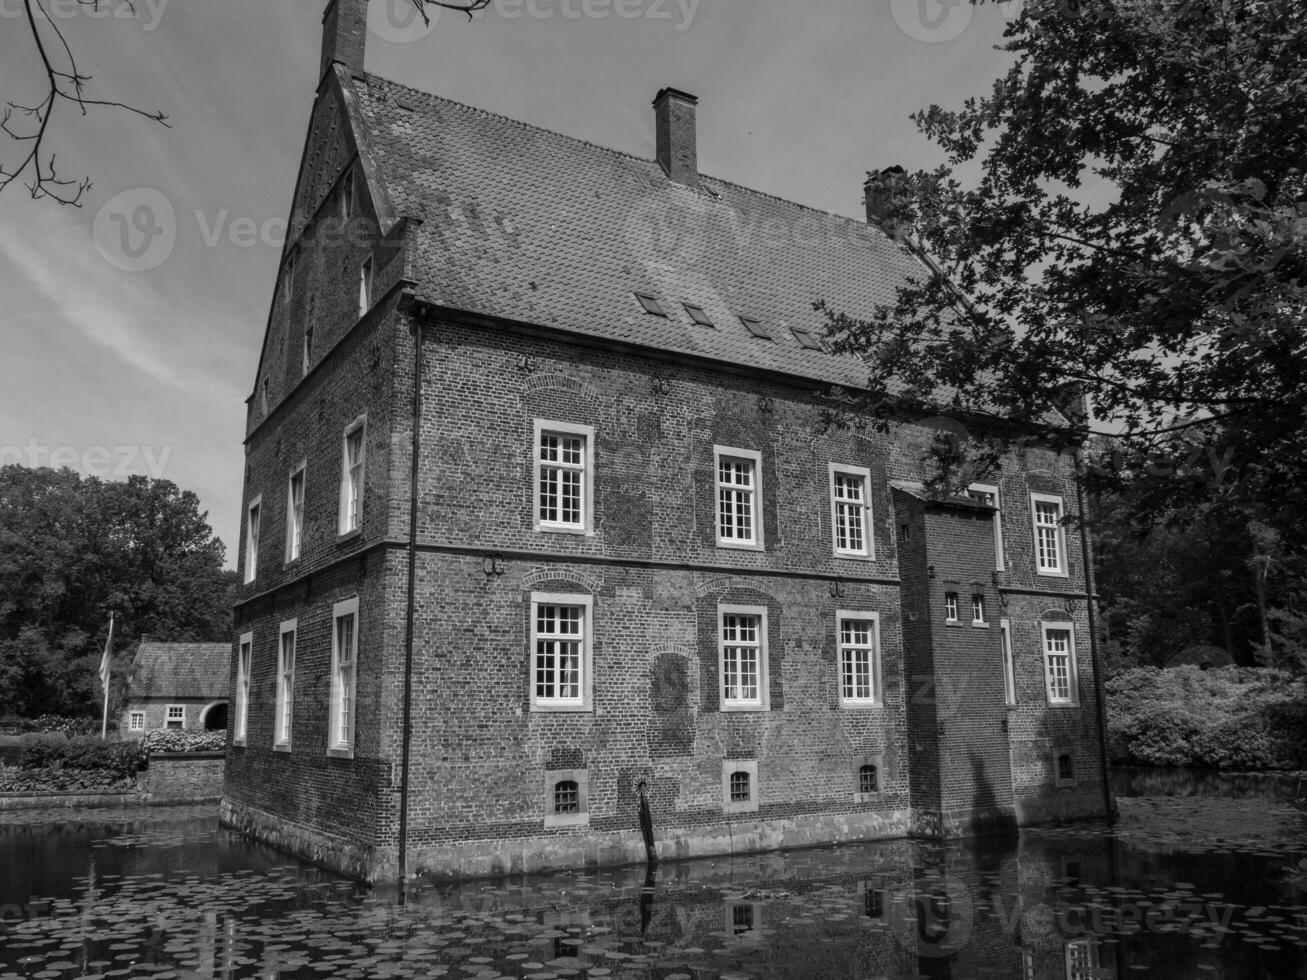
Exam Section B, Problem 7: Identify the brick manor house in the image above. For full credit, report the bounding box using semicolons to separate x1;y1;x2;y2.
222;0;1112;882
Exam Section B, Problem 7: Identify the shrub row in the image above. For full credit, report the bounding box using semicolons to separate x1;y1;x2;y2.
0;715;102;738
1106;666;1307;770
141;729;227;754
0;765;135;794
18;736;148;779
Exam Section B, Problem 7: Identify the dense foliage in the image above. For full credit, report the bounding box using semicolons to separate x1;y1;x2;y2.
824;0;1307;671
141;729;227;753
0;466;237;718
1106;666;1307;770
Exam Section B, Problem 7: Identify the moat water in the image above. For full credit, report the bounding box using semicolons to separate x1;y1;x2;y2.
1;768;1305;979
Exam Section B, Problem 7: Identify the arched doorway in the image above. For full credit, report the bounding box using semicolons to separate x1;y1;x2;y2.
200;701;228;731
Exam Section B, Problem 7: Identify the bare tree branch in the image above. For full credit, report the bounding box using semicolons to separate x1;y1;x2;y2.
0;0;170;207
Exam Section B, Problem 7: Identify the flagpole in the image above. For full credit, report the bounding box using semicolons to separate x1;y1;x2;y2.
100;612;114;741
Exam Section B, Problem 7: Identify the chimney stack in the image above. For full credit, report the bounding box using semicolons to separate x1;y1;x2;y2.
654;88;700;188
864;165;908;238
321;0;367;86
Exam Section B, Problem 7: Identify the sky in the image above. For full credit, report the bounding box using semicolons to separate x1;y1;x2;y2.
0;0;1018;567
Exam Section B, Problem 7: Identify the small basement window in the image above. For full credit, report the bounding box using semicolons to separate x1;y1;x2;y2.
859;764;879;794
553;779;580;814
722;759;759;813
684;303;714;327
729;771;751;803
635;292;667;317
790;326;823;351
739;316;772;340
1057;753;1075;783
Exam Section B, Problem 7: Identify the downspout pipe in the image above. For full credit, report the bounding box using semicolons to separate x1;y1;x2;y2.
1074;446;1116;822
398;310;424;892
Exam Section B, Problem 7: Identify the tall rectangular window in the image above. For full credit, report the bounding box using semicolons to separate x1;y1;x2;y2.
286;464;305;562
533;421;593;533
302;325;314;377
244;497;261;584
275;620;296;749
972;594;986;625
944;592;959;622
1032;493;1068;575
530;594;592;711
715;447;764;548
1000;618;1016;706
719;605;769;710
830;465;873;558
1042;624;1078;705
968;483;1004;571
359;258;373;318
330;599;359;753
235;631;252;744
339;418;366;534
838;613;879;707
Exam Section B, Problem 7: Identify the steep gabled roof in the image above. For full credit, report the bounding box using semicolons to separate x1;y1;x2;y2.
127;642;230;701
347;71;927;389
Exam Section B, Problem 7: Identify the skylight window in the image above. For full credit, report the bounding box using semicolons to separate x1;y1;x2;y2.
635;292;668;317
685;304;714;327
791;326;824;351
740;316;772;340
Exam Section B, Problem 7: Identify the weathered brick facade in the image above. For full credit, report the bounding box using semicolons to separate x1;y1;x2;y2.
221;0;1110;882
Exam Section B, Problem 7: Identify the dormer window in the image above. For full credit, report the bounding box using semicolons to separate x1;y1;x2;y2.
684;303;714;327
635;292;667;317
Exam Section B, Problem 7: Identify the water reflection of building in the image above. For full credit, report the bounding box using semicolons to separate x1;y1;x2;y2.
221;0;1112;884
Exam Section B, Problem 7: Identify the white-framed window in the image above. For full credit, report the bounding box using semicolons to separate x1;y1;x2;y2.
721;759;759;813
719;605;769;711
286;463;306;562
944;592;959;623
329;598;359;754
1000;618;1016;706
533;420;594;534
339;417;366;535
359;257;373;318
968;483;1004;571
715;446;764;549
1032;493;1068;576
235;631;252;745
972;594;986;625
837;611;880;707
275;620;297;749
165;705;185;730
830;464;873;558
530;593;593;712
1042;622;1079;705
128;711;145;732
544;768;589;828
302;325;314;377
244;497;261;584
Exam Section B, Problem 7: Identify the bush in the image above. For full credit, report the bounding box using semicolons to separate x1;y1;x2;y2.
18;735;147;779
0;764;135;793
1107;665;1307;770
142;729;227;754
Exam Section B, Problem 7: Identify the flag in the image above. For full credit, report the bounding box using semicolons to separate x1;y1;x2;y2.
98;612;114;691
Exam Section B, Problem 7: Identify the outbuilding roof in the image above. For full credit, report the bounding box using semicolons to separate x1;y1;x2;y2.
127;642;230;701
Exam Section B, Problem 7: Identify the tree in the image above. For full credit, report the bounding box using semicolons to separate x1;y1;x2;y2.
0;465;237;717
824;0;1306;539
821;0;1307;669
1;0;489;205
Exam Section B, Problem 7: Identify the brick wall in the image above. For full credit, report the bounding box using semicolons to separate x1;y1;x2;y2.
120;698;225;739
143;752;225;800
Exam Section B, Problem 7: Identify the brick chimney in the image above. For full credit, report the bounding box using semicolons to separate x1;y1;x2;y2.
654;88;699;188
321;0;367;85
864;165;908;237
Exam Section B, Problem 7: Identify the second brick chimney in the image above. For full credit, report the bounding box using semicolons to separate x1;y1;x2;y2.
321;0;367;86
654;88;700;188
